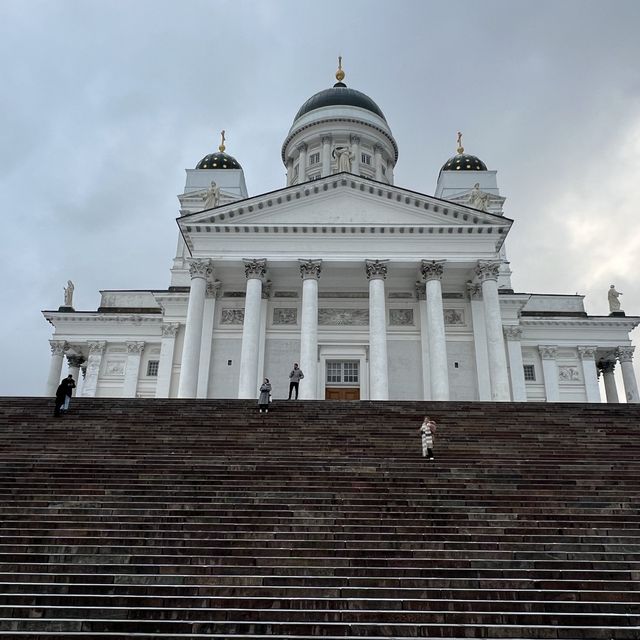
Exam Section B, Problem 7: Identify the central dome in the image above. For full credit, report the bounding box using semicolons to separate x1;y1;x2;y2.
294;82;387;122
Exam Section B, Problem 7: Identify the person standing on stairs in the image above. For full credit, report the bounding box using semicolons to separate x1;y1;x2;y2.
288;363;304;400
258;378;272;413
53;374;76;417
420;416;437;460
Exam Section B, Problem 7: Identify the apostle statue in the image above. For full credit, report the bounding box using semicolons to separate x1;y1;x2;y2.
468;183;490;211
608;285;623;312
63;280;74;307
202;181;221;209
335;146;354;173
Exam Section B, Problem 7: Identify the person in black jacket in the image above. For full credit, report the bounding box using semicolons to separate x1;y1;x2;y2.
53;375;76;417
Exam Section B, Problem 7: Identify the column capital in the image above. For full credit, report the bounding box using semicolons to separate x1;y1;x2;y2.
414;280;426;300
467;282;483;300
299;259;322;280
162;323;180;338
475;260;502;282
126;341;145;355
243;258;267;280
350;134;360;145
420;260;445;282
321;135;332;145
538;345;558;360
49;340;68;356
577;346;598;361
206;279;222;299
373;143;383;154
188;258;212;280
617;345;635;363
296;142;308;153
66;354;85;368
88;341;106;355
262;280;272;300
598;360;616;375
503;326;523;341
366;259;388;281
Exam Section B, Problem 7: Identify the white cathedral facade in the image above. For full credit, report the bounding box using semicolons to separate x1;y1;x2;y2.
43;64;639;403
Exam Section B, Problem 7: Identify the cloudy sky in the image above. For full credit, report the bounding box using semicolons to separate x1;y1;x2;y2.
1;0;639;397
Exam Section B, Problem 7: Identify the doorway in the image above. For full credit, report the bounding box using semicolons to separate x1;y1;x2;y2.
324;360;360;400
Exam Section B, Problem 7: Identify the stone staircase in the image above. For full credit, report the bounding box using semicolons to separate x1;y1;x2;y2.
0;397;638;639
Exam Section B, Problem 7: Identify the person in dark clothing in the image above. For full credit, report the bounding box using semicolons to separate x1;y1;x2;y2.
258;378;272;413
53;375;76;417
288;363;304;400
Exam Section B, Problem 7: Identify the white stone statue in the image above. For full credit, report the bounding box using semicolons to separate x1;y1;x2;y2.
335;147;354;173
202;181;221;209
608;285;623;312
63;280;74;307
469;183;490;211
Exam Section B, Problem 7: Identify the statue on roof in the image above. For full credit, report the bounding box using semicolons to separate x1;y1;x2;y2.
608;285;623;313
335;146;354;173
63;280;74;307
468;183;490;211
202;180;221;209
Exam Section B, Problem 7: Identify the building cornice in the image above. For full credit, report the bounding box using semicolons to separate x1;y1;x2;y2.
520;316;640;329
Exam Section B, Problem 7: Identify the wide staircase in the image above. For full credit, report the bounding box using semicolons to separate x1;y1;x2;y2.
0;398;639;639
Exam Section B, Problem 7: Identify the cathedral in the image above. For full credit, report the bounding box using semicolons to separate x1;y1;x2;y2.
43;62;639;403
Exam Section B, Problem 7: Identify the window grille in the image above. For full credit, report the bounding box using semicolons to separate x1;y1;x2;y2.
326;361;360;385
147;360;159;377
523;364;536;381
361;153;372;165
309;152;320;165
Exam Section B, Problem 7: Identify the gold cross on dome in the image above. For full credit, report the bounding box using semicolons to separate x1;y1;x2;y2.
456;131;464;154
219;130;226;152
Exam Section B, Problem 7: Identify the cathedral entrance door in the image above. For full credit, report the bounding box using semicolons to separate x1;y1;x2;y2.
324;360;360;400
325;387;360;400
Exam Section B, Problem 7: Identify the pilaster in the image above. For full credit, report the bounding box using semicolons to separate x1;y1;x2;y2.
503;326;526;402
577;346;601;403
83;341;106;398
156;323;179;398
538;345;560;402
197;279;221;398
66;354;84;396
468;283;491;401
46;340;68;396
123;341;145;397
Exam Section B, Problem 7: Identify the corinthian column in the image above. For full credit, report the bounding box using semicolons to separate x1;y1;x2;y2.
45;340;67;396
421;260;449;400
123;341;145;397
321;137;332;177
197;280;221;398
475;261;510;401
299;260;321;400
617;346;639;403
83;341;106;398
366;260;389;400
178;259;211;398
538;345;560;401
577;346;601;403
66;354;84;396
598;360;619;403
297;143;308;183
238;259;266;398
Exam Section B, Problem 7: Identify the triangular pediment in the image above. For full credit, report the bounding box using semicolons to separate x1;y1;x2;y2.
178;174;511;231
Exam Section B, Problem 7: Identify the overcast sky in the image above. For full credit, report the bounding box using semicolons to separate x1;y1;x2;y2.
1;0;639;397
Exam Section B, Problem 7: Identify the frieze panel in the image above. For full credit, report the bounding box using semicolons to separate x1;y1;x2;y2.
273;308;298;325
221;308;245;325
558;366;581;382
443;308;465;326
319;308;369;326
389;309;414;326
104;360;125;376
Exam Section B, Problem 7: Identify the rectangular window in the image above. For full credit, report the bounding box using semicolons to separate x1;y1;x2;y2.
361;153;372;165
147;360;159;377
309;152;320;165
523;364;536;381
326;361;360;385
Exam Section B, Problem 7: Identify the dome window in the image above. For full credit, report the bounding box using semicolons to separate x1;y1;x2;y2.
361;153;372;165
309;152;320;166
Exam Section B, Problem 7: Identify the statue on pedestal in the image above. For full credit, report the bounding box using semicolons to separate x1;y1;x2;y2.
468;183;490;211
334;147;354;173
202;181;221;209
608;285;623;313
63;280;74;307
